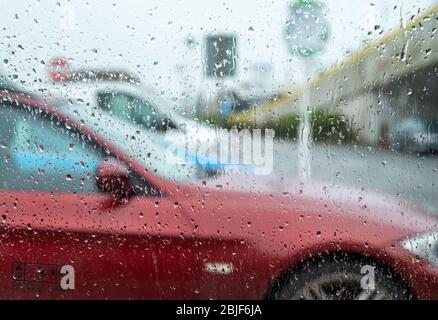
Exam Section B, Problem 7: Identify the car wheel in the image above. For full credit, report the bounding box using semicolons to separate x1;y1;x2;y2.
270;255;412;300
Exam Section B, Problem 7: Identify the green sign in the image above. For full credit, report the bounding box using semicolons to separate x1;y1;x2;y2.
284;0;330;58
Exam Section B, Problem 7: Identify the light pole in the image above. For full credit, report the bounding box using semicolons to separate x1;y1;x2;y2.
284;0;330;180
298;60;312;179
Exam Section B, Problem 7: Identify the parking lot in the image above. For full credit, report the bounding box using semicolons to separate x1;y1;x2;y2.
274;141;438;215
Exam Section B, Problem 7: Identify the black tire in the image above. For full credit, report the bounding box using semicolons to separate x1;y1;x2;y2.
270;255;412;300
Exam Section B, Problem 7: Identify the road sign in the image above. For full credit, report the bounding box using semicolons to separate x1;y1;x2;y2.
205;34;237;78
284;0;330;58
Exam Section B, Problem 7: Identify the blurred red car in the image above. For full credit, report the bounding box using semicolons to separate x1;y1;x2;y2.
0;87;437;300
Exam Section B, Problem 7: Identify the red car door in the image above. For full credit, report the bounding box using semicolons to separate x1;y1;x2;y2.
0;99;198;299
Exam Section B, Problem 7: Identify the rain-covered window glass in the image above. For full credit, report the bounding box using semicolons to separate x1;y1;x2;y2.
0;103;160;196
1;0;438;302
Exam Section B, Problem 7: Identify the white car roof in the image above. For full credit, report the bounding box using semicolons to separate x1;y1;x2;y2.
58;99;201;183
46;78;183;120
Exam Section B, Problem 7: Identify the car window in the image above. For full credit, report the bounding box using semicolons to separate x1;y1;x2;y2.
0;103;106;192
0;103;158;195
97;91;165;131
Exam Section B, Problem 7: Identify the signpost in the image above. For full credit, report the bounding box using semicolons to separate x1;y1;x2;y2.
284;0;329;180
205;34;237;116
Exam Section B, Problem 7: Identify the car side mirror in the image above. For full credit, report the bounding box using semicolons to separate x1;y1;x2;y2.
96;158;132;199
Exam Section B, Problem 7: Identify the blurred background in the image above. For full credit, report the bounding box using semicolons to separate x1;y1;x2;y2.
1;0;438;213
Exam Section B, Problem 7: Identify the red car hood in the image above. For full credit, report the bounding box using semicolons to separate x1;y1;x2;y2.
192;172;438;238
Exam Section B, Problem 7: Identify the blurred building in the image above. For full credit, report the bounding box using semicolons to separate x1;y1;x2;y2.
231;4;438;145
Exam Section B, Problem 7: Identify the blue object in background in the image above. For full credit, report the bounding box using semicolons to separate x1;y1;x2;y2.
12;152;98;175
219;96;233;117
11;120;100;175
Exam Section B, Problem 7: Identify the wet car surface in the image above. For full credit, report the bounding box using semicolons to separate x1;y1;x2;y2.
1;0;438;301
